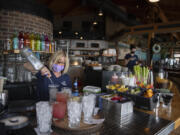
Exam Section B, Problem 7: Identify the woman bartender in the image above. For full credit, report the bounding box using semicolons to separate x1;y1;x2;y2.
24;50;72;101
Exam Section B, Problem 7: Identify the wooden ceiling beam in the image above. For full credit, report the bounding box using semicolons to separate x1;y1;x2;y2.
145;1;180;40
126;21;180;35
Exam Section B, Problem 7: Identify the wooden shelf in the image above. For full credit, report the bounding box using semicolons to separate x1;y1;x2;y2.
70;48;100;51
75;55;99;57
102;55;116;57
3;50;54;54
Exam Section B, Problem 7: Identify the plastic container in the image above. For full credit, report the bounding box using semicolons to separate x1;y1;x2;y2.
134;92;158;110
83;86;101;94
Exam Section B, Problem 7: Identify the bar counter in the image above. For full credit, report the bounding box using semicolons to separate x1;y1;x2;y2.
135;77;180;135
2;78;180;135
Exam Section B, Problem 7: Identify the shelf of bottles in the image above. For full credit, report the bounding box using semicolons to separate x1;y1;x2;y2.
1;31;57;83
3;31;56;54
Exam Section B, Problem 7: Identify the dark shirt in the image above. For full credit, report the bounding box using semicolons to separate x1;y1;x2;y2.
125;53;138;72
35;71;72;101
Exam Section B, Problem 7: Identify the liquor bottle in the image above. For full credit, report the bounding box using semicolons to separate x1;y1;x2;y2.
5;35;11;51
40;33;45;51
30;32;35;51
20;47;44;70
36;33;40;51
73;77;79;96
51;40;55;53
45;34;49;53
12;31;19;50
18;31;24;49
24;32;30;47
49;40;52;53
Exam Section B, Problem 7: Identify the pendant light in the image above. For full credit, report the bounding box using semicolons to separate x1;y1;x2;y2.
98;9;103;16
149;0;160;2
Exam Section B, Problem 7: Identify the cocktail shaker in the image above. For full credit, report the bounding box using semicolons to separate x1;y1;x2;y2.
20;48;44;71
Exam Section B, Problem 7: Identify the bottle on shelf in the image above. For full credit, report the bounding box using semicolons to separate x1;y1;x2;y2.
49;40;52;53
4;35;11;51
24;32;30;47
40;33;45;51
45;34;49;53
51;40;55;53
36;33;41;51
30;32;35;51
18;31;24;49
12;31;19;50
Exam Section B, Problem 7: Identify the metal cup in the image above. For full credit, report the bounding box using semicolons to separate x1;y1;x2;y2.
0;90;8;107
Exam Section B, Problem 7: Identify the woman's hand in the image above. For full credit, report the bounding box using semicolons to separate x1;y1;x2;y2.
41;67;51;78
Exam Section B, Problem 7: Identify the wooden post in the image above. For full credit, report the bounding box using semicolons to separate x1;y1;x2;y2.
147;33;153;66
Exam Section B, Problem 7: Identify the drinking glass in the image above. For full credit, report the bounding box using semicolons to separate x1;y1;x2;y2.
49;84;59;103
82;94;96;123
56;92;69;103
67;97;82;128
36;102;52;133
162;94;173;108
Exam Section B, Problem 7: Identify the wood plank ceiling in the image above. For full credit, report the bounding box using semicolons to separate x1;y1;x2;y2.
37;0;180;23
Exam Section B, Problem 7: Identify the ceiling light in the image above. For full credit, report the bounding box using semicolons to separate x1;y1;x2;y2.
75;32;78;35
149;0;160;3
93;21;98;25
98;10;103;16
59;31;62;34
80;36;83;40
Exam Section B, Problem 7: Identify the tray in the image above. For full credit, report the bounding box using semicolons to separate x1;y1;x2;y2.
52;114;103;133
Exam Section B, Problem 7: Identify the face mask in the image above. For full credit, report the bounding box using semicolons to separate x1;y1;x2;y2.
52;64;64;72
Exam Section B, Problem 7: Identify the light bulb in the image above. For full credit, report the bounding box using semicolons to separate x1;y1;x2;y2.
149;0;160;2
98;10;103;16
93;21;98;25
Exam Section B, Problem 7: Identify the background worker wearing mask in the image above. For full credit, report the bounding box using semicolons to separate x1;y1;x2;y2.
24;50;72;101
124;44;139;72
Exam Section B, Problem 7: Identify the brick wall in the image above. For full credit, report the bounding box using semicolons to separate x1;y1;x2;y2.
0;9;53;47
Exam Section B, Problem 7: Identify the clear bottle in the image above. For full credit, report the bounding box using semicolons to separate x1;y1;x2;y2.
73;77;79;96
20;47;44;70
4;35;11;51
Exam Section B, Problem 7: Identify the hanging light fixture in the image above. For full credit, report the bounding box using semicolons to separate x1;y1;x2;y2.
98;9;103;16
149;0;160;3
74;32;78;35
59;31;62;35
93;21;98;25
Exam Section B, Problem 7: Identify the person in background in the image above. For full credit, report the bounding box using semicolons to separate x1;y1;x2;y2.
24;50;72;101
124;44;138;72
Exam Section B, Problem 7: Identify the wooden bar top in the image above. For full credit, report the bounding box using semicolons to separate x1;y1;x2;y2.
136;79;180;134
